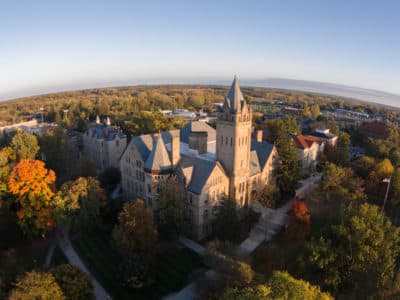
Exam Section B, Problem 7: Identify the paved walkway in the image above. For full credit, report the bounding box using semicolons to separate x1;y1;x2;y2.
110;183;121;199
164;270;218;300
237;173;321;257
166;174;322;300
178;236;207;257
43;237;57;270
56;229;111;300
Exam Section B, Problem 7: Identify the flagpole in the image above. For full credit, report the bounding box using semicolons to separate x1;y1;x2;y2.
381;176;392;213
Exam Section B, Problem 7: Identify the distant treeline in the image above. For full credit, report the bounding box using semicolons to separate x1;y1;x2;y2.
0;85;399;129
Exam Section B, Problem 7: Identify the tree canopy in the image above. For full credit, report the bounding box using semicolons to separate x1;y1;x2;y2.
304;203;400;291
8;159;57;235
56;177;106;232
156;178;189;240
112;199;158;257
50;264;94;300
8;271;65;300
10;131;39;162
213;197;240;243
221;271;332;300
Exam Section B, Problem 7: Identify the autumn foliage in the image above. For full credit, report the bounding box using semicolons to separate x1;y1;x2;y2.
8;159;57;235
291;200;310;223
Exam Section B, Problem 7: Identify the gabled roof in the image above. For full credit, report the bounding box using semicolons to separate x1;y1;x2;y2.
180;121;216;143
223;76;246;113
293;135;322;149
177;155;222;194
87;124;126;141
144;135;172;172
249;150;261;176
250;140;275;169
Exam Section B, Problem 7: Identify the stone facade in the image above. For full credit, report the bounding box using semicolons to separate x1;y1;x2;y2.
293;135;324;171
82;117;127;172
120;77;279;240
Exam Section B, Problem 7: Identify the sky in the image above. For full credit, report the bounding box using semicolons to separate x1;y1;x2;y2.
1;0;399;102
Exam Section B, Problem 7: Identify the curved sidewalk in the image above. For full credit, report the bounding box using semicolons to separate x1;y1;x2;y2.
56;230;111;300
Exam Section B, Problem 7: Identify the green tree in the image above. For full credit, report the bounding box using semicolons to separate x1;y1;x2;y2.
118;253;152;289
267;271;332;300
221;285;271;300
11;130;39;161
373;158;394;180
56;177;106;232
39;128;74;184
321;163;365;204
213;197;240;243
304;203;400;292
50;264;94;300
352;155;376;178
205;248;254;287
336;132;350;166
8;271;65;300
156;179;189;240
268;118;300;199
78;157;97;178
112;199;158;257
310;104;320;120
302;104;311;118
221;271;332;300
254;183;280;208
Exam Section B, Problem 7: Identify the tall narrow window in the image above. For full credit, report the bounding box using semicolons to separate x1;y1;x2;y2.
230;137;233;146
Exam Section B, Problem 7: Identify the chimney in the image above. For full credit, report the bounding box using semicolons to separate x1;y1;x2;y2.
256;130;263;142
170;130;180;166
189;131;208;155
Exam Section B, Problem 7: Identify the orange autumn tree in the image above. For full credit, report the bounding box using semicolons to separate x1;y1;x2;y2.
8;159;57;236
291;200;310;223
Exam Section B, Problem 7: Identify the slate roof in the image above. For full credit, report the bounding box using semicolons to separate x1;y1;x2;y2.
87;124;126;141
144;135;172;172
177;155;218;194
249;150;261;176
250;140;275;169
223;76;246;113
180;121;216;143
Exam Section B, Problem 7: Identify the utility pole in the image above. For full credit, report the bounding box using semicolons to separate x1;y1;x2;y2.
381;176;392;213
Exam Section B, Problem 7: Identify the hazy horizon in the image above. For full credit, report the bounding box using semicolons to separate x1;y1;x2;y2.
1;77;399;109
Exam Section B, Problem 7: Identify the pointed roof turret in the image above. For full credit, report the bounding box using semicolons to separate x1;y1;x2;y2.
96;115;100;124
144;135;172;172
223;76;245;113
106;116;111;126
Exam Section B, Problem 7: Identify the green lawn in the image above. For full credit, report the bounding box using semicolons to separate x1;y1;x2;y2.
71;229;202;300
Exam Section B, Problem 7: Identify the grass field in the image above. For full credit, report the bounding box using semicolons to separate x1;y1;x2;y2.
72;229;202;300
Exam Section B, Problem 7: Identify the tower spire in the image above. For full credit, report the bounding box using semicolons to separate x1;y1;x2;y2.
223;76;245;113
96;115;100;124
